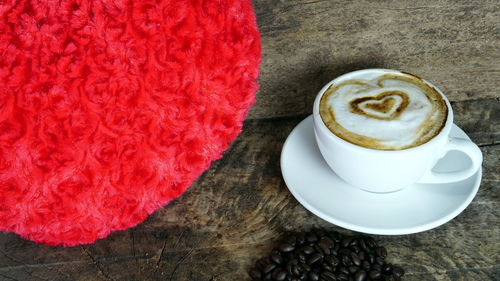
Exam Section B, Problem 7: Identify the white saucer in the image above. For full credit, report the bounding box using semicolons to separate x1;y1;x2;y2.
280;115;482;235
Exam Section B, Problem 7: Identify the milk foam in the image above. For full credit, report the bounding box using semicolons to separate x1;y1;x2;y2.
319;70;448;150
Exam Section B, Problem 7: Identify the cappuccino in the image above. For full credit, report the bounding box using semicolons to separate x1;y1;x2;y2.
319;70;448;150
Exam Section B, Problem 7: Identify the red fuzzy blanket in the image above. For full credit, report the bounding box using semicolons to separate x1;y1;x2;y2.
0;0;261;246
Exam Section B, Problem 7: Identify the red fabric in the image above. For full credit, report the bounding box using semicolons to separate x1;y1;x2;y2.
0;0;260;246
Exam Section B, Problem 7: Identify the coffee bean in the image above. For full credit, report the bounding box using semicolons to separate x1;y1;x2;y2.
376;247;387;259
298;253;307;264
308;271;320;281
350;238;358;246
367;254;375;264
315;244;325;255
320;236;334;247
319;242;331;255
339;248;351;256
307;253;323;265
264;263;277;273
323;235;335;244
331;257;340;267
324;256;339;267
372;264;382;272
351;253;361;266
383;263;393;273
351;245;360;254
330;231;341;242
368;270;381;279
351;237;360;246
337;273;348;281
286;235;297;246
301;263;311;272
300;246;315;255
361;261;370;271
292;265;301;277
321;271;336;281
359;239;368;251
365;237;377;248
249;267;262;279
285;264;293;276
392;266;405;277
272;253;284;265
322;263;334;272
272;268;287;281
341;255;352;266
297;233;306;245
280;243;295;253
375;257;385;265
307;233;318;243
341;238;352;248
354;270;367;281
330;249;338;256
349;266;359;274
339;266;349;275
358;251;365;261
250;230;405;281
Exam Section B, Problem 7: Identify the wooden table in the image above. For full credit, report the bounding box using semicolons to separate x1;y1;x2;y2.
1;1;498;280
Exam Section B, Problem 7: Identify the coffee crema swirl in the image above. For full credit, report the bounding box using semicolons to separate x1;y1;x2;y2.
319;71;448;150
350;90;409;120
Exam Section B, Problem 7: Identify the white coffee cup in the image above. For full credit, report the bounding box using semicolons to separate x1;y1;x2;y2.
312;69;483;193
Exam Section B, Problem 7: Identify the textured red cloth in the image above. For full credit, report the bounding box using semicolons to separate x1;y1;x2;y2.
0;0;260;246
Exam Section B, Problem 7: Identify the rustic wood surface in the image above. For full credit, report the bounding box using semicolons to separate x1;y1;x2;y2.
250;0;499;119
1;1;499;281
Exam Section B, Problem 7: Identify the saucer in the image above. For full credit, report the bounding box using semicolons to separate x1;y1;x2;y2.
280;115;482;235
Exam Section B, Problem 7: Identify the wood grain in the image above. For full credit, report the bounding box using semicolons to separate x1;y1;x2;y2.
0;98;498;281
0;0;499;279
249;0;500;119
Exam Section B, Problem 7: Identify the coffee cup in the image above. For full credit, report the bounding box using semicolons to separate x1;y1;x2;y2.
312;69;483;193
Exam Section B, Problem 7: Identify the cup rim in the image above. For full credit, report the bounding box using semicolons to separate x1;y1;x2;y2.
313;68;454;154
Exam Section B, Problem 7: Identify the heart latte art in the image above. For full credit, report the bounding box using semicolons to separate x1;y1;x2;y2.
319;71;448;150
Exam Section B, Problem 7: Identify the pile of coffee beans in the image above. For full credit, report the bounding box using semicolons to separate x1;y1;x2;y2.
249;230;405;281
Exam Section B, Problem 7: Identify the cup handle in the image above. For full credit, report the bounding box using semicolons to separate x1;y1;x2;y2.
417;137;483;184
